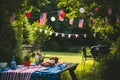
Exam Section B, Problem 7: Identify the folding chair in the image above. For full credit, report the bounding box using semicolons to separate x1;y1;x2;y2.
81;46;93;67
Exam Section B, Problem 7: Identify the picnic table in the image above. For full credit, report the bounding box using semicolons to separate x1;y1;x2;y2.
0;63;78;80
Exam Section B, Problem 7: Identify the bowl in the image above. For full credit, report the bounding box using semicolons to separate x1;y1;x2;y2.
0;62;8;69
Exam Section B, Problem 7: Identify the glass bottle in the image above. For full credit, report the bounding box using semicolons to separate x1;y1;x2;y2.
11;56;16;69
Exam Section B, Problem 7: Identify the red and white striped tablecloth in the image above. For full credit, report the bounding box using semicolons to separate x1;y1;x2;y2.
1;66;42;80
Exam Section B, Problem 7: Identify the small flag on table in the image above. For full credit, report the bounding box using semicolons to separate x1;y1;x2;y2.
78;19;84;28
39;13;47;25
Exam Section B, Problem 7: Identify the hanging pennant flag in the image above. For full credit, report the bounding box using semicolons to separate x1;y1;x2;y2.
116;14;120;23
68;34;71;38
107;8;112;15
93;33;96;38
69;18;74;25
50;32;53;35
62;33;65;37
79;19;84;28
39;29;43;32
58;10;66;21
9;13;16;23
93;19;97;24
39;13;47;25
44;30;47;34
34;27;38;30
75;34;79;38
104;17;108;24
84;34;87;38
55;33;59;36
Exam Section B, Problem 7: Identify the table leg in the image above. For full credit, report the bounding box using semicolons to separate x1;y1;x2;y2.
69;69;77;80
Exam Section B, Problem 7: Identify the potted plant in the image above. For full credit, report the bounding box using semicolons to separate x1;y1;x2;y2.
24;54;30;67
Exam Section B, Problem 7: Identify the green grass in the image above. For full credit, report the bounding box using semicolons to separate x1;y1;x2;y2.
43;51;99;80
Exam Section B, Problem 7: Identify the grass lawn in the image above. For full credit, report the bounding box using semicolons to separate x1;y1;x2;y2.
43;51;99;80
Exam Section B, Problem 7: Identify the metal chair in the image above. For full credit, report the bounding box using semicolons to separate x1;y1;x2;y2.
81;46;93;67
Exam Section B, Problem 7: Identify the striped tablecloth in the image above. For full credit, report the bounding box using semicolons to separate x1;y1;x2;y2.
1;63;67;80
1;66;43;80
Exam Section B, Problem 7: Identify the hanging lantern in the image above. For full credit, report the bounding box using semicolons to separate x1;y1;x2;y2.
94;7;99;12
51;16;56;22
60;11;66;18
26;12;31;18
79;7;85;13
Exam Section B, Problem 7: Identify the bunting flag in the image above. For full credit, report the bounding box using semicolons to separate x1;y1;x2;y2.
62;33;65;37
68;34;71;38
93;19;97;24
39;29;43;32
104;17;108;24
116;14;120;23
93;33;96;38
107;8;112;15
75;34;79;38
55;33;59;36
84;34;87;38
39;13;47;25
58;10;66;21
44;30;47;34
50;32;53;35
69;18;74;25
9;13;16;23
37;28;96;39
78;19;84;28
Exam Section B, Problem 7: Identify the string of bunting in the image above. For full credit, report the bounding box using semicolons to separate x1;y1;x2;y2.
8;7;119;39
25;7;120;27
36;28;96;39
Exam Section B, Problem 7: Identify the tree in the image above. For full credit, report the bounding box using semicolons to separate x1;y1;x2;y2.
0;0;51;64
57;0;120;80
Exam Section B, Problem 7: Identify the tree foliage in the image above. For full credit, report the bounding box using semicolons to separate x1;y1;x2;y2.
57;0;120;80
57;0;120;41
0;0;52;63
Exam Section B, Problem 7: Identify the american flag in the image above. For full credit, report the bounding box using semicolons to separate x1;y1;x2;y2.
69;18;74;25
108;8;112;15
116;14;120;23
79;19;84;28
104;17;108;24
39;13;47;25
9;13;16;23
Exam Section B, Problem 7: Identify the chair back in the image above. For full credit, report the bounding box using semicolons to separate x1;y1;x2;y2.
81;47;87;57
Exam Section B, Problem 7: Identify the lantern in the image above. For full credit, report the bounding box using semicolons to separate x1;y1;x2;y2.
51;16;56;22
94;7;99;12
60;11;66;18
79;8;85;13
26;12;31;18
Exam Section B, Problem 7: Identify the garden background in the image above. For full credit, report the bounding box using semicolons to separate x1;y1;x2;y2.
0;0;120;80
